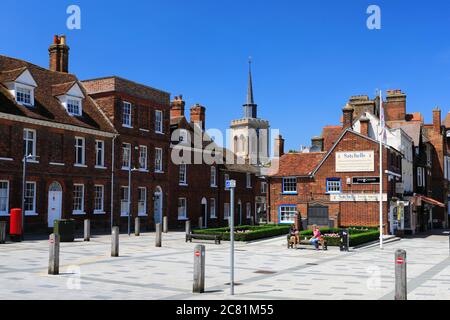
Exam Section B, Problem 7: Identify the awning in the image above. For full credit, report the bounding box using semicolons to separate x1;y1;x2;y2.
416;195;446;208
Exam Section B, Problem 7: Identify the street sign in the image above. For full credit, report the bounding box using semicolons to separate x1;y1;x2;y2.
226;180;236;189
396;257;405;265
352;177;380;184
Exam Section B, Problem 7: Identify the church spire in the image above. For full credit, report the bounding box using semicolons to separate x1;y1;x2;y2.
247;58;254;105
243;57;257;118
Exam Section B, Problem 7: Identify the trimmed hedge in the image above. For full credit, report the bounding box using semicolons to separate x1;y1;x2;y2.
193;225;291;242
193;225;380;246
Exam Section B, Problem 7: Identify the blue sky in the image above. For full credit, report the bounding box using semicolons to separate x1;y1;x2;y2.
1;0;449;151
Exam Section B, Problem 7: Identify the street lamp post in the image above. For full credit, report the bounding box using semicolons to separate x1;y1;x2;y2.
128;146;139;236
226;179;236;296
22;154;39;239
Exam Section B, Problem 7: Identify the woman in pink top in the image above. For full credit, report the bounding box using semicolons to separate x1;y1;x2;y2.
310;225;321;250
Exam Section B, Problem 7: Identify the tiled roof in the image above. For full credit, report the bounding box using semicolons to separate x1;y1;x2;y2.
51;81;77;97
0;67;27;83
0;55;116;133
445;112;450;128
82;76;170;106
269;152;326;177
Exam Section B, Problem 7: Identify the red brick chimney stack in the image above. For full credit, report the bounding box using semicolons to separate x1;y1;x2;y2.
360;115;370;136
342;103;354;129
190;104;206;131
49;35;70;73
170;95;185;118
433;107;442;133
274;135;285;157
385;89;406;122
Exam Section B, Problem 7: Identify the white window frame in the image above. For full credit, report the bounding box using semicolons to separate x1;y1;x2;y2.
178;198;187;220
210;166;217;187
417;167;425;187
67;97;82;116
224;203;230;220
139;145;148;171
74;137;86;166
210;198;216;218
246;173;252;188
282;177;297;194
120;186;129;217
122;101;132;128
138;187;147;216
23;129;37;158
94;185;104;214
24;181;37;216
0;181;10;216
179;163;187;185
72;184;85;215
279;206;297;224
95;140;105;168
16;85;34;106
246;202;251;219
122;143;131;169
155;110;163;134
261;181;267;194
155;148;163;173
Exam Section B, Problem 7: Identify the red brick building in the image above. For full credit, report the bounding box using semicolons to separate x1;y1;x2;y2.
268;109;402;233
168;96;263;229
0;36;116;231
82;76;171;231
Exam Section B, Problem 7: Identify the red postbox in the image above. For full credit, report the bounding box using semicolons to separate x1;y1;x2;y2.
10;208;22;241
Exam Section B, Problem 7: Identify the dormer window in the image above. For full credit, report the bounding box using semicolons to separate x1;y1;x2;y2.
3;68;37;107
54;82;85;117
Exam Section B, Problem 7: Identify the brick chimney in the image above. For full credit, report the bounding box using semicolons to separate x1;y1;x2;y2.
49;35;70;73
274;135;285;157
385;89;406;122
342;103;354;129
433;107;442;133
360;116;370;136
311;136;324;152
190;104;206;131
170;95;185;119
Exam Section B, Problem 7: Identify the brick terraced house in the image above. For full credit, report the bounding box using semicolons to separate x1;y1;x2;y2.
168;95;263;229
0;36;117;232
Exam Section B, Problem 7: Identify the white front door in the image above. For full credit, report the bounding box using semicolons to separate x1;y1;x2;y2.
48;190;62;228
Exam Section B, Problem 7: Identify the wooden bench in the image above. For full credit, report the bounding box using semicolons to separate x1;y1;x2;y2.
287;235;328;251
186;233;222;245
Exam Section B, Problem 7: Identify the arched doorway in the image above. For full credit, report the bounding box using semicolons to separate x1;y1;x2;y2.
201;198;207;228
47;182;62;228
154;187;163;225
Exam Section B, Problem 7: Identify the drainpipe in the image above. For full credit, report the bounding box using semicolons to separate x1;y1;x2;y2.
110;134;118;231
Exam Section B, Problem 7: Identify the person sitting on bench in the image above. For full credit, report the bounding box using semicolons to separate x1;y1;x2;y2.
289;225;300;247
310;225;322;250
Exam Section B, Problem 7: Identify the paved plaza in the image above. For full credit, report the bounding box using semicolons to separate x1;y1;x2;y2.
0;230;449;300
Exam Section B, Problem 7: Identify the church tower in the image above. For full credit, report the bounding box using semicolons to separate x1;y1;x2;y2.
230;60;270;165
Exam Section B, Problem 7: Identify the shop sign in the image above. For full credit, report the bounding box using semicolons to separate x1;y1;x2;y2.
330;193;388;202
336;151;375;172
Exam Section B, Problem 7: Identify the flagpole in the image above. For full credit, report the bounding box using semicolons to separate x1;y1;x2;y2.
379;90;384;250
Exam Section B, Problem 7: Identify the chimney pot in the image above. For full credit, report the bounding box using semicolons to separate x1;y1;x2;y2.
49;35;70;73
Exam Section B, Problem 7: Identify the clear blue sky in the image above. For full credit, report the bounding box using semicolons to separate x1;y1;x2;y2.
1;0;449;151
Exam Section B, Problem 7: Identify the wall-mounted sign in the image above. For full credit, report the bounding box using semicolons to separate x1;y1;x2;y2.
336;151;375;172
330;193;388;202
395;183;404;194
352;177;380;184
